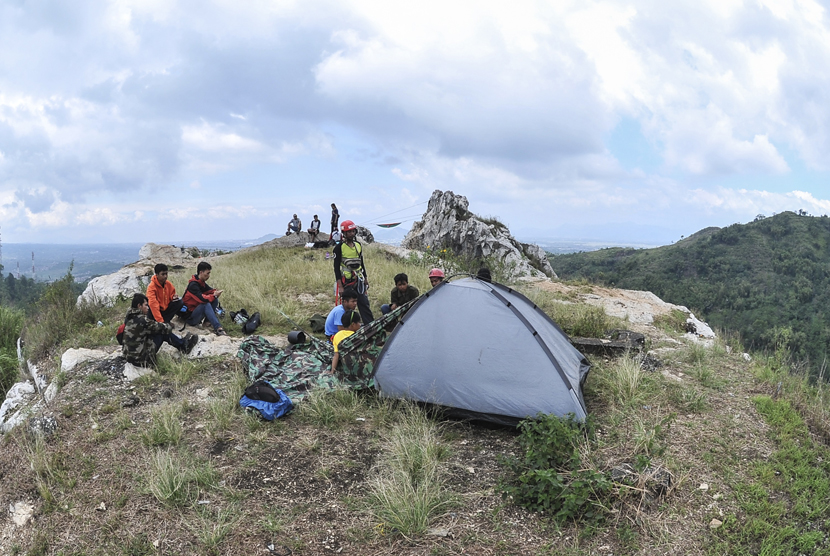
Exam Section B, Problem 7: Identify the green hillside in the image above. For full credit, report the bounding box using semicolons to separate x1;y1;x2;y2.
551;211;830;371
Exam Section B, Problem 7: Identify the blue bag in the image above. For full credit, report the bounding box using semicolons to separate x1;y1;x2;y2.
239;389;293;420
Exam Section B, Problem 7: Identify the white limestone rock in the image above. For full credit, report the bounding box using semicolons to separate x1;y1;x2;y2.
686;312;716;339
61;348;110;373
123;362;155;382
77;265;153;307
402;190;555;280
0;381;36;425
137;243;194;267
9;501;34;527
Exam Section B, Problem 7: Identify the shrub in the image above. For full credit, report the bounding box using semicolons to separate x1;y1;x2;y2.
499;413;610;523
22;267;108;361
0;305;23;398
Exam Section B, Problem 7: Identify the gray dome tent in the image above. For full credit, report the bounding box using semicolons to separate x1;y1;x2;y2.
374;277;590;425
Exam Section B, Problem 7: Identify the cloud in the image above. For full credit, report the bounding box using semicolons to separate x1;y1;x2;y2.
3;0;830;243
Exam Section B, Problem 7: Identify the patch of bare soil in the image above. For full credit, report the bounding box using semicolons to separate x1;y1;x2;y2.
534;280;688;332
0;333;779;555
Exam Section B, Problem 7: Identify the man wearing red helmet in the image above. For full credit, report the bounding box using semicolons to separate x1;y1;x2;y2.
429;268;445;288
333;219;374;323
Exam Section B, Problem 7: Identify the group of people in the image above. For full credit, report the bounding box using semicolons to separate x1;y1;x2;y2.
124;206;489;372
121;261;226;367
287;203;341;243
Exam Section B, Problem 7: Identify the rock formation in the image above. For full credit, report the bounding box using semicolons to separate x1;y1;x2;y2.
402;190;556;279
356;226;374;244
77;243;197;307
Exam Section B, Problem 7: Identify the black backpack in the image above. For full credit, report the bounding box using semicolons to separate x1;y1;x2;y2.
244;380;280;403
243;312;261;335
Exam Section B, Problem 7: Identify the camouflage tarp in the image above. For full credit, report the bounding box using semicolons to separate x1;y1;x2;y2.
237;297;420;399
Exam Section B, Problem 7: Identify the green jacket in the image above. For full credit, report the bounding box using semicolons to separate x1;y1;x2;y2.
122;307;171;366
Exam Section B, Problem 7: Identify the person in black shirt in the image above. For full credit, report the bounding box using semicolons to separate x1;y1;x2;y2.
381;273;420;315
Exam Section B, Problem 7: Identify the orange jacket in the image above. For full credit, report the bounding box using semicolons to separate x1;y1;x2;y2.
146;275;178;322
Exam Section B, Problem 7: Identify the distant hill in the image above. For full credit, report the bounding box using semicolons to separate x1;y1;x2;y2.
550;211;830;371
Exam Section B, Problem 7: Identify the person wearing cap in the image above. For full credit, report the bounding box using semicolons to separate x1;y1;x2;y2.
286;214;302;235
429;268;445;288
331;310;361;372
333;219;374;323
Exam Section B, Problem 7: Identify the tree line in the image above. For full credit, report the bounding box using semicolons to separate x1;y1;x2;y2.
550;211;830;377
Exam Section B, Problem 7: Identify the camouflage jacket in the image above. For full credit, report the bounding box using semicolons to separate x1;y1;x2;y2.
122;307;171;366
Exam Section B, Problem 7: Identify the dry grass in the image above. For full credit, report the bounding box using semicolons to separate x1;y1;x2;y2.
5;243;825;555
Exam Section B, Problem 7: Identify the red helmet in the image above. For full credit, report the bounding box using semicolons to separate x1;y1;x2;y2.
428;268;445;278
340;220;357;232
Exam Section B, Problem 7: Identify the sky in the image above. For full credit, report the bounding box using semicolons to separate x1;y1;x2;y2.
2;0;830;246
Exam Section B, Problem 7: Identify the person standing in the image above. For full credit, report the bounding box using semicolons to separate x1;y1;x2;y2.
330;203;340;235
333;220;374;324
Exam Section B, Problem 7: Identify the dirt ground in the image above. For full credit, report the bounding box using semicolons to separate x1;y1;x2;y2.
0;332;779;556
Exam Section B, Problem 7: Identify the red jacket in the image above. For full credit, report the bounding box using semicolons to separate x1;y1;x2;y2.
182;275;216;311
146;275;178;322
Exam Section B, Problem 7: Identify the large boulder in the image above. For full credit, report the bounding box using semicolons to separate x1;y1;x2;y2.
76;264;153;307
356;226;374;244
402;190;556;279
77;243;199;307
137;243;194;268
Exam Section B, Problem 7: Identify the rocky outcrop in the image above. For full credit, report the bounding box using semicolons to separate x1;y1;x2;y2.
137;243;194;268
76;265;153;307
356;226;374;244
402;190;556;280
77;243;198;307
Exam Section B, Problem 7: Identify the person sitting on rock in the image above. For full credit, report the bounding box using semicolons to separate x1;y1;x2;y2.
122;293;197;367
286;214;302;235
308;214;321;242
324;288;358;341
182;261;227;336
381;273;419;314
331;310;361;372
429;268;445;289
146;263;183;323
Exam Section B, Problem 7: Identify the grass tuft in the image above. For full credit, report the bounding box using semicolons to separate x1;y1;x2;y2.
141;404;184;447
367;404;452;537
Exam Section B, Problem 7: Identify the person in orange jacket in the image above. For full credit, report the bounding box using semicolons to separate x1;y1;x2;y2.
146;264;184;323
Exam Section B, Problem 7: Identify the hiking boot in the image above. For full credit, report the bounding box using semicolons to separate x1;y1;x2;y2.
183;333;199;354
215;327;228;337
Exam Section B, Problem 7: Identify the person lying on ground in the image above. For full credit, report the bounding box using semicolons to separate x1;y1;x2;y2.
324;288;358;340
146;263;183;323
122;293;198;367
331;310;361;372
429;268;445;289
308;214;321;241
333;219;374;324
287;214;302;235
183;261;227;336
381;273;419;315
